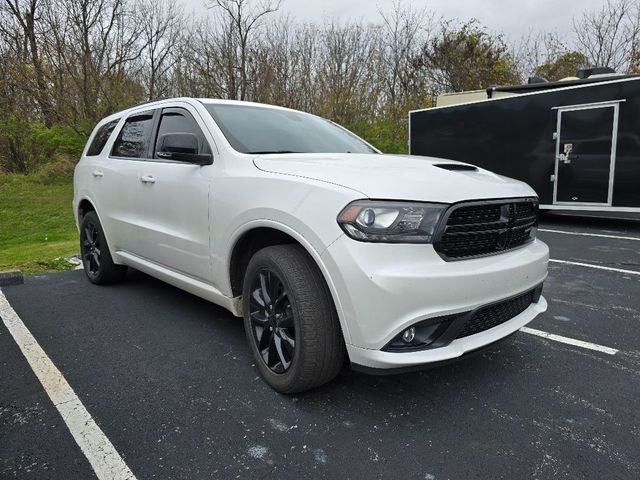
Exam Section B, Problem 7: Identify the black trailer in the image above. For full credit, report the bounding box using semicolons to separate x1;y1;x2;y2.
409;73;640;213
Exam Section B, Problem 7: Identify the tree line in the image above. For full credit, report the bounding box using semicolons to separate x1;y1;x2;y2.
2;0;640;174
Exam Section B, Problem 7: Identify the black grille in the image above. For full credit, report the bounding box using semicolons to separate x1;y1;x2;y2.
456;288;536;339
435;198;538;260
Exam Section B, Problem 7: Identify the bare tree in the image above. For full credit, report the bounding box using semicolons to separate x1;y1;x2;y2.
378;0;433;143
1;0;55;125
207;0;281;100
512;31;571;81
139;0;183;100
315;21;381;125
574;0;640;72
249;16;298;106
44;0;148;123
178;18;236;98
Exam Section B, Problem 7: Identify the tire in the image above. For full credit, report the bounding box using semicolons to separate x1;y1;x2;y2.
79;211;127;285
242;244;345;393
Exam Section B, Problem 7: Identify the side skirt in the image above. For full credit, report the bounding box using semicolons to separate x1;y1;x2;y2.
115;250;243;317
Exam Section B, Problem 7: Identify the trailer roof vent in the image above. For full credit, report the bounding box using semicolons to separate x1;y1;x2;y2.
434;163;478;172
527;76;548;84
577;67;616;79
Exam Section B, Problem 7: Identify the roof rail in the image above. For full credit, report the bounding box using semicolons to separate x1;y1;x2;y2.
132;96;173;108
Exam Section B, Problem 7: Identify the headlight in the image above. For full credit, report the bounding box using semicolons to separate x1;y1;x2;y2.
337;200;447;243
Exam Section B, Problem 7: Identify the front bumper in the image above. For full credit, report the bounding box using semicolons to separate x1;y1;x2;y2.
347;296;547;370
320;236;549;369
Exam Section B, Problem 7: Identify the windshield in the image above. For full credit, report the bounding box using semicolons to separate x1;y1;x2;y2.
204;103;378;155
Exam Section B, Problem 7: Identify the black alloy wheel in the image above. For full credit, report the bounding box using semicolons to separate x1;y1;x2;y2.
242;244;345;394
249;269;296;374
79;211;127;284
81;220;102;278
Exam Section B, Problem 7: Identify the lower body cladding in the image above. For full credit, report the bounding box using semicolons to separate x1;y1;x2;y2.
320;237;549;371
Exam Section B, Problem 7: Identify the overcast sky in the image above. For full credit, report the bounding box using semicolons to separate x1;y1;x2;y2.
184;0;608;40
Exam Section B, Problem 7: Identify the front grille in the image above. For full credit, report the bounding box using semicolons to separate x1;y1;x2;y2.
456;288;537;339
435;198;538;260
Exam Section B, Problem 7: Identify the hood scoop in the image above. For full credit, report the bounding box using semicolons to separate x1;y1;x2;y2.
434;163;478;172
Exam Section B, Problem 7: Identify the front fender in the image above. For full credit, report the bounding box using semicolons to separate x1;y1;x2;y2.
224;218;351;344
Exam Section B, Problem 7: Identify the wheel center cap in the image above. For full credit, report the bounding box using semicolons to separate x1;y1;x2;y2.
268;310;279;327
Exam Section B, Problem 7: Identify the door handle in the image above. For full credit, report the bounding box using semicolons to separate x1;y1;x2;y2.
92;170;104;178
140;175;156;184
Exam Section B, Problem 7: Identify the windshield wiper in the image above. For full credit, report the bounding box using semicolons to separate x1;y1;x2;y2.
247;150;300;154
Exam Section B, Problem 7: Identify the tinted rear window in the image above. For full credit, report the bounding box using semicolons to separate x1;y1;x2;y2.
86;119;119;156
111;113;154;158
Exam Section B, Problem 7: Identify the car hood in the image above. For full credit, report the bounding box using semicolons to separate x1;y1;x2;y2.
253;153;536;203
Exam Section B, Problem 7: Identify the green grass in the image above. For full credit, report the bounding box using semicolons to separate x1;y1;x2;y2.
0;175;78;274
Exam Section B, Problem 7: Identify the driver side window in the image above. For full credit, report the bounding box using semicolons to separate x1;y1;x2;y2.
154;108;211;159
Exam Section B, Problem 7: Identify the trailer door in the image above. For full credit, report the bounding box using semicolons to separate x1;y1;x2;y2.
553;103;619;205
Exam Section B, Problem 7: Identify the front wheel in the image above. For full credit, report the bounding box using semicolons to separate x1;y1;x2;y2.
79;211;127;284
242;245;345;393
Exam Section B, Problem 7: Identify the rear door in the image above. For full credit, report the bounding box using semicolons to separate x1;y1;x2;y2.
96;111;155;254
554;104;618;205
134;106;213;283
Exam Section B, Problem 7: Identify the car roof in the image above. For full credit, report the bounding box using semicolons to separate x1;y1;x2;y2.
102;97;299;123
197;98;298;112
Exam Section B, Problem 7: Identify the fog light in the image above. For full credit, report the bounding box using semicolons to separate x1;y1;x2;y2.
402;327;416;343
383;318;454;352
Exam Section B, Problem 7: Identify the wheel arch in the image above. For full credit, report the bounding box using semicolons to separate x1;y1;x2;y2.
227;221;352;344
77;198;97;224
75;196;122;265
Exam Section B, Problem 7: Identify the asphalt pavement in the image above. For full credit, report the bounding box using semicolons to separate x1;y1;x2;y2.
1;212;639;479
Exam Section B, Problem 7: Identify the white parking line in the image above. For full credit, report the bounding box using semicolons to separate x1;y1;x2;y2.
549;258;640;276
520;327;619;355
0;290;137;480
539;228;640;241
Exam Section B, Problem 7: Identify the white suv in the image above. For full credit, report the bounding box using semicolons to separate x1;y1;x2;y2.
73;97;548;393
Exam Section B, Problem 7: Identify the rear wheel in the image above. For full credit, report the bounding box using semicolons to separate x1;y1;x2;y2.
79;211;127;284
242;244;344;393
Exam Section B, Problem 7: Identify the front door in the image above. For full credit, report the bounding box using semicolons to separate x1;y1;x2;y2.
135;107;213;283
554;104;618;205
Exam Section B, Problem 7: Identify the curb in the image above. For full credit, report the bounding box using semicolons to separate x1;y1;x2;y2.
0;270;24;287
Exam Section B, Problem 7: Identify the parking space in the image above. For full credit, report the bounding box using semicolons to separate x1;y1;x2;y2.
533;263;639;351
1;213;639;479
0;315;95;479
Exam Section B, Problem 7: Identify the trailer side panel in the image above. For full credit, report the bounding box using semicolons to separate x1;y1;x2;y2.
410;78;640;208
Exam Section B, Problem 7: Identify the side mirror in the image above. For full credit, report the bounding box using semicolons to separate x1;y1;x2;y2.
156;133;213;165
